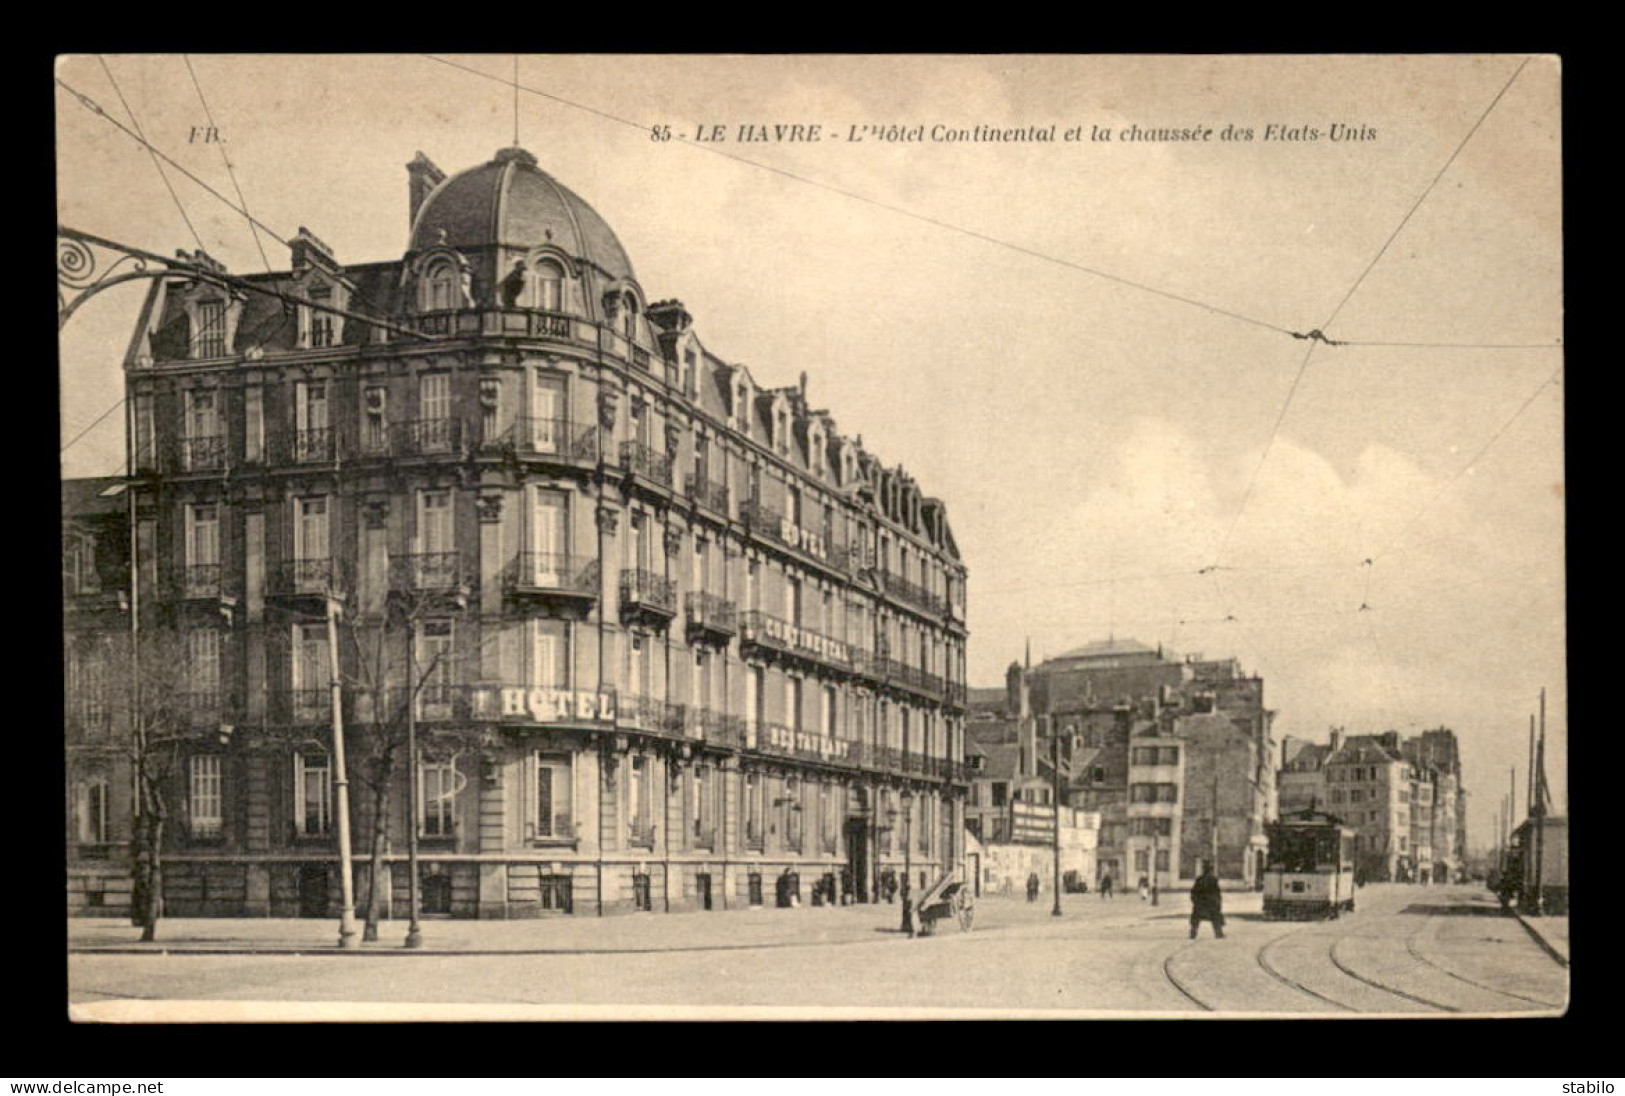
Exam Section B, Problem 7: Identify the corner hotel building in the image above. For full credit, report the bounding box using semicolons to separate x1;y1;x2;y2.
65;147;971;918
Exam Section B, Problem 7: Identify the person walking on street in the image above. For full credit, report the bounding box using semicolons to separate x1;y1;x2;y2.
1026;871;1040;903
1138;875;1150;902
1189;862;1225;939
1100;872;1114;899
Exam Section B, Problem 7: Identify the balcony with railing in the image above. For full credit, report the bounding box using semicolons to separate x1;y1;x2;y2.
174;435;230;473
684;471;729;516
873;655;945;700
739;498;850;575
395;418;462;457
619;440;673;486
618;694;691;740
504;552;600;607
879;571;947;617
685;591;738;643
739;611;854;675
180;689;232;727
481;417;599;464
739;497;781;537
349;683;473;725
268;557;351;606
278;688;334;724
406;306;584;342
388;552;467;596
620;568;677;624
750;722;859;769
267;427;337;466
688;708;746;749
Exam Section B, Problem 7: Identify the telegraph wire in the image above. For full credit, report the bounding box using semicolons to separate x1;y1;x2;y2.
420;53;1300;342
1332;339;1562;351
1317;57;1531;335
1370;361;1564;562
96;56;205;256
57;78;416;338
61;396;128;456
182;54;273;274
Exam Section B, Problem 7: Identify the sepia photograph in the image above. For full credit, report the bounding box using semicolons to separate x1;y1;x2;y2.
57;53;1565;1022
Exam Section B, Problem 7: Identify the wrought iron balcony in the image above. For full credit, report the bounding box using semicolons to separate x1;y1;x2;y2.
619;440;673;485
267;427;337;466
395;418;461;457
879;571;947;616
684;471;729;515
874;655;945;699
505;552;600;604
482;417;599;463
180;689;231;726
620;568;677;622
281;688;334;724
685;591;738;641
739;497;781;536
750;722;858;768
406;306;582;341
688;708;746;749
175;435;229;473
179;563;225;601
268;557;351;604
619;694;691;740
388;552;466;594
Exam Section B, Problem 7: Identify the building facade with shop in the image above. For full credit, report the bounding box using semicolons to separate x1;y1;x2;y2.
64;146;971;919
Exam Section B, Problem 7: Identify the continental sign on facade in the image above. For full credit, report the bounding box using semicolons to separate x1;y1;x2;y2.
471;687;619;724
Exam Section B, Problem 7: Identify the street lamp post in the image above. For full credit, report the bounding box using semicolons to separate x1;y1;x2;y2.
324;595;359;949
900;789;915;936
404;617;422;949
1050;720;1062;917
1151;827;1160;906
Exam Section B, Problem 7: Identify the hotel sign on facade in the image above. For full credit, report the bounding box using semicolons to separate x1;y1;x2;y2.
472;686;619;725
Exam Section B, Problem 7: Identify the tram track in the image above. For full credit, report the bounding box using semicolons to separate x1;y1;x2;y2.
1326;934;1458;1012
1254;928;1357;1011
1402;914;1564;1010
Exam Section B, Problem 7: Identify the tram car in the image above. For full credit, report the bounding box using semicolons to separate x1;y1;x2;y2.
1263;809;1357;920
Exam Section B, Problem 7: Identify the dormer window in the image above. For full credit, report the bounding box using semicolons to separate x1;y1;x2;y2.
306;284;335;348
536;259;564;312
196;299;227;358
776;409;789;455
424;261;458;312
736;385;750;435
620;294;638;341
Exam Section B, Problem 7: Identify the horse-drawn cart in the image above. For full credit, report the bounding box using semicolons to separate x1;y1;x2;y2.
912;873;975;936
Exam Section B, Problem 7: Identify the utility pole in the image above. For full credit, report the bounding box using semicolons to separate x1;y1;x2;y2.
404;617;423;948
1532;687;1547;915
326;595;359;949
1050;717;1062;917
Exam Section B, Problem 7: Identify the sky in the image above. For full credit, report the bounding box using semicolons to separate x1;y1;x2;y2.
56;54;1565;852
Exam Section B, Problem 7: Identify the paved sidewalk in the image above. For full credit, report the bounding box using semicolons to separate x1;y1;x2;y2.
1514;911;1570;965
70;890;1214;956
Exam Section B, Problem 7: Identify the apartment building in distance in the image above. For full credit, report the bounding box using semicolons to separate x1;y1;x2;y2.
1275;727;1468;883
64;145;971;919
985;639;1276;890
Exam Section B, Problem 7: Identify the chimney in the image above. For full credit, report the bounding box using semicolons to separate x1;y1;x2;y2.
407;151;447;230
290;227;338;275
1328;726;1344;755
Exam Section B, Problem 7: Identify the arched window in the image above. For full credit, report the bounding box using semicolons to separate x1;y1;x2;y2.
621;294;638;340
536;259;564;312
424;261;457;312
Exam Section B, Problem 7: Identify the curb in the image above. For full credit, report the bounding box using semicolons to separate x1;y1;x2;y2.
1512;911;1570;968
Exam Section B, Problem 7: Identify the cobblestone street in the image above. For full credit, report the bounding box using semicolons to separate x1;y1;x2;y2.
69;883;1567;1019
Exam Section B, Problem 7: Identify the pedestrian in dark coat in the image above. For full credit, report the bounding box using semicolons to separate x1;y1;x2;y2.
1100;872;1113;899
1189;864;1225;939
1026;871;1041;902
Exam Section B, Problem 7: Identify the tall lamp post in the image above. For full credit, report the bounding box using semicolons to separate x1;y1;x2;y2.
1049;718;1062;917
900;788;915;936
1150;826;1160;906
324;594;360;949
404;617;423;949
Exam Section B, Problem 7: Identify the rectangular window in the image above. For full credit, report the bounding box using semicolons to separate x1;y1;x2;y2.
294;380;329;461
419;373;452;451
189;755;223;837
531;490;566;583
185;390;220;469
746;665;763;744
308;286;335;348
133;394;156;471
187;502;220;574
531;619;568;689
629;755;653;844
417;619;454;715
534;753;575;840
293;622;329;719
745;772;764;849
417;489;455;572
295;497;329;561
823;685;837;737
294;754;331;836
788;677;803;733
420;757;457;837
245;386;264;463
196;300;226;357
76;776;110;845
530;371;563;452
188;628;222;701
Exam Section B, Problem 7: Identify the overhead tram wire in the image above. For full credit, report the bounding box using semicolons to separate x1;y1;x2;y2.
97;56;205;255
61;397;128;456
1207;56;1535;581
182;54;273;274
420;53;1298;343
56;78;422;340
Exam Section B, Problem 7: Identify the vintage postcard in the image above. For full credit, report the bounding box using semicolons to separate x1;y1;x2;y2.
58;53;1565;1021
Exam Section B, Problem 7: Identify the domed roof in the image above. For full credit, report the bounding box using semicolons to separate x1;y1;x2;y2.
408;147;635;283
